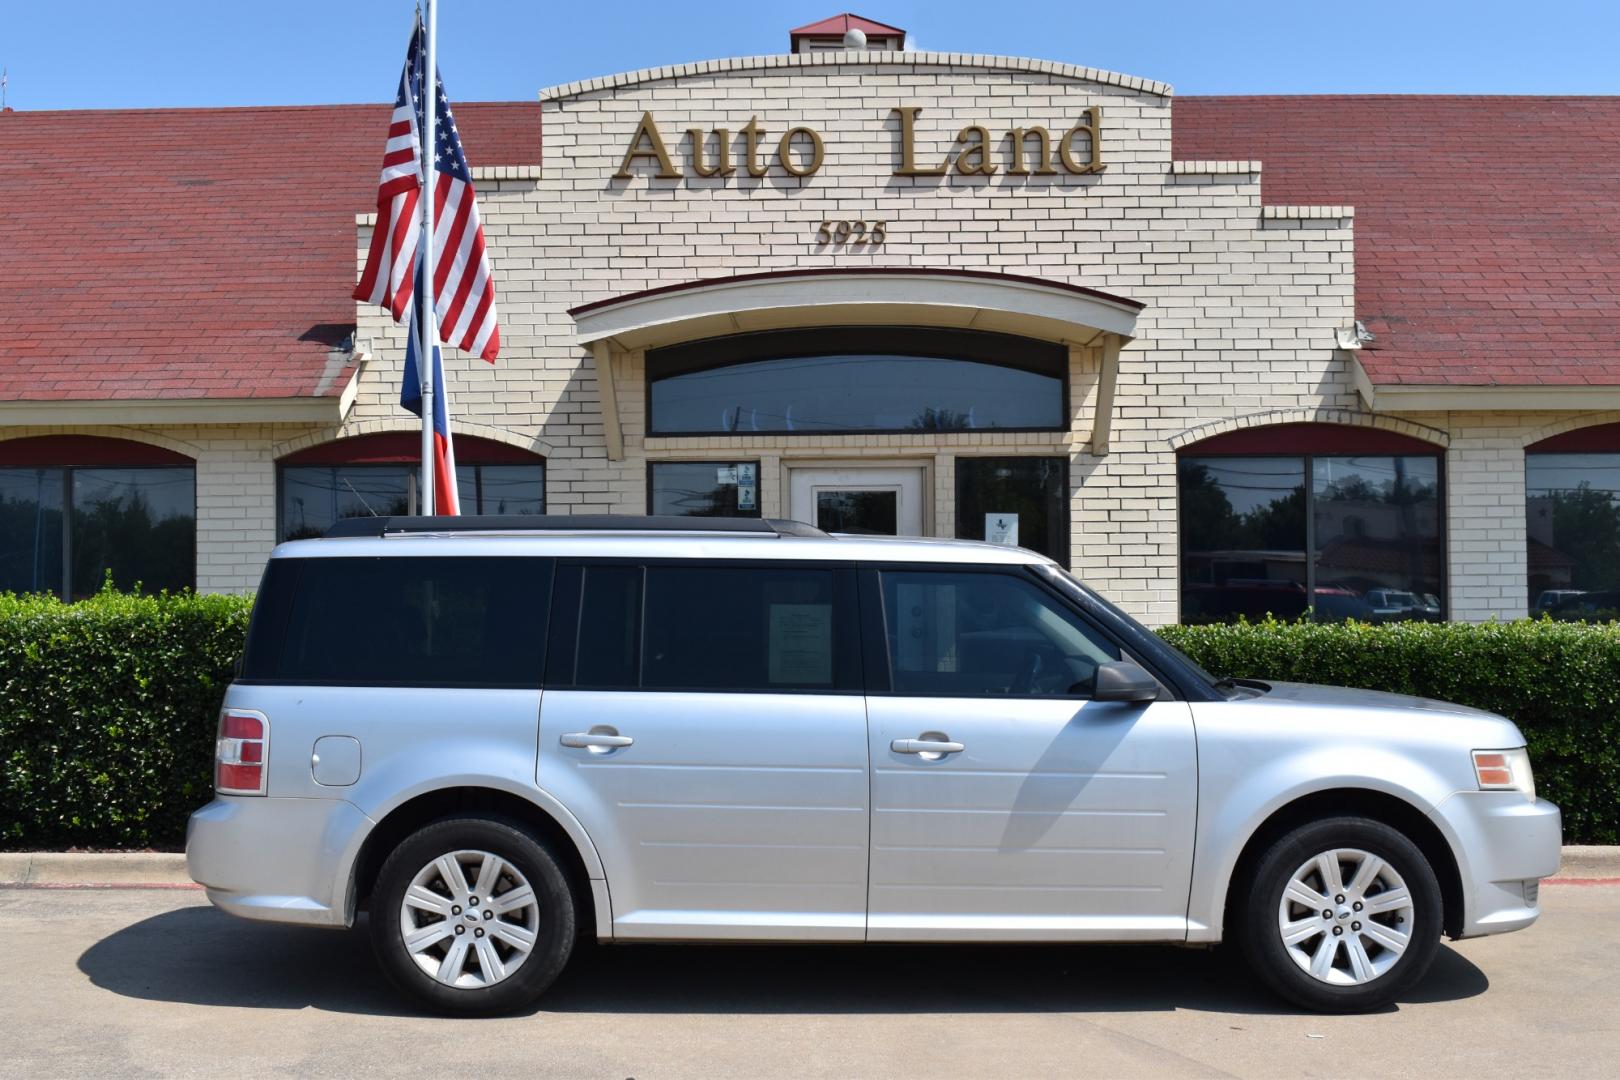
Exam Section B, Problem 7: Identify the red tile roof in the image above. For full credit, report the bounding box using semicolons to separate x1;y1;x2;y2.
789;14;906;38
3;94;1616;402
1175;96;1620;387
0;102;537;401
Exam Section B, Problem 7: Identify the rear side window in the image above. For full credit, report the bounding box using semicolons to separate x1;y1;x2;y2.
241;556;552;687
558;562;859;692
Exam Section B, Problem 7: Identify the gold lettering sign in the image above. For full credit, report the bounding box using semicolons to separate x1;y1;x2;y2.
610;106;1107;181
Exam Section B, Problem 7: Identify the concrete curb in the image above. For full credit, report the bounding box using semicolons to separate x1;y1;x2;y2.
0;852;193;886
2;847;1618;888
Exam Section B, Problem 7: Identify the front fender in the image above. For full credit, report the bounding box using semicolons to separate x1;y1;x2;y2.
1185;744;1459;942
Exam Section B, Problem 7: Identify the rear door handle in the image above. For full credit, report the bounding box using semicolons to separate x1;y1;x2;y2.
560;732;634;749
891;738;965;755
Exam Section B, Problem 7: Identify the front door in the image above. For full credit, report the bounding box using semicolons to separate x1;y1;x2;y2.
789;466;925;536
861;566;1198;941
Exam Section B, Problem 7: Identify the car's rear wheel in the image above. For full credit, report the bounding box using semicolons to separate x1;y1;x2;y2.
1236;816;1443;1012
369;816;576;1015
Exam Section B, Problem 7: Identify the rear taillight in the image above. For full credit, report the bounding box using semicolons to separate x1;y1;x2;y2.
216;709;268;795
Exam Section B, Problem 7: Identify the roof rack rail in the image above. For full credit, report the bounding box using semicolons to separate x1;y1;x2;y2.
321;514;828;540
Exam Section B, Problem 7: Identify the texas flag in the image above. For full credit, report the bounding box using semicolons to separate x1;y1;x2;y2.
401;266;459;515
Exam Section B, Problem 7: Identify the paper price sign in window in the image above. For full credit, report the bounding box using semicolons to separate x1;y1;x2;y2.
716;466;738;485
985;513;1019;547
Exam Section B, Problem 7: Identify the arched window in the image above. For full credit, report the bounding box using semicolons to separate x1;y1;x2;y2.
0;435;196;599
646;327;1067;435
278;433;545;541
1176;424;1445;624
1525;423;1620;616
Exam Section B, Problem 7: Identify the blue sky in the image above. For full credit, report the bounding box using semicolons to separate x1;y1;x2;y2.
6;0;1619;111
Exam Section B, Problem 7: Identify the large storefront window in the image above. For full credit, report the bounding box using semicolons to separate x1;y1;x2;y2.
954;457;1069;564
0;437;196;599
277;433;544;541
1177;425;1444;624
648;461;761;517
1526;424;1620;617
646;327;1066;435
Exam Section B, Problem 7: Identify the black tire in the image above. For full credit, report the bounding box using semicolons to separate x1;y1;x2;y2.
1235;815;1443;1013
369;816;576;1016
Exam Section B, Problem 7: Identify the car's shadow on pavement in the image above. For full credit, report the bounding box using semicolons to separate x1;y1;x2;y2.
78;907;1489;1019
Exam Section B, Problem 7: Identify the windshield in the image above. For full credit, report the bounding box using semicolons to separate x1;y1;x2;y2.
1034;563;1237;697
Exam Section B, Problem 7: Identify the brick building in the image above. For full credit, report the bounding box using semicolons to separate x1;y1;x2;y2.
4;18;1620;626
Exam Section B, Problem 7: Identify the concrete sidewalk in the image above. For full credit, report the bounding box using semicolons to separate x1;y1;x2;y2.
4;846;1619;887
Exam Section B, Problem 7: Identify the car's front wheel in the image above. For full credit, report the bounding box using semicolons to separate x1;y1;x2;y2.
369;816;576;1015
1236;815;1443;1012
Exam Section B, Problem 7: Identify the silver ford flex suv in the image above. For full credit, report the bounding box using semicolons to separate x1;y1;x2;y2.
187;515;1561;1016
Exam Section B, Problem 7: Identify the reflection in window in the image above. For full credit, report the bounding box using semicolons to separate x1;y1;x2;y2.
649;461;760;517
278;463;544;541
1526;453;1620;617
878;570;1119;697
0;466;194;599
1178;454;1442;624
955;457;1069;564
647;328;1066;435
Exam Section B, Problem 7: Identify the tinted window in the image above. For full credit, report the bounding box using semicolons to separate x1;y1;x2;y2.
642;565;852;691
647;327;1065;435
1526;452;1620;616
879;570;1119;697
247;557;551;686
955;456;1069;563
1178;454;1444;624
648;462;760;517
575;566;642;688
0;465;194;599
279;463;544;541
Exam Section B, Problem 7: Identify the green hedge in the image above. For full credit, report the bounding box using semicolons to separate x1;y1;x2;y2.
1159;618;1620;843
2;590;1615;848
0;587;252;850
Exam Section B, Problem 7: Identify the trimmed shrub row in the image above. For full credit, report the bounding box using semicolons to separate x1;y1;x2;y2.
1159;618;1620;844
1;589;1614;847
0;587;251;850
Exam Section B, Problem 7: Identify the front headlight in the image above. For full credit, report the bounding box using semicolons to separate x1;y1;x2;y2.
1473;747;1535;799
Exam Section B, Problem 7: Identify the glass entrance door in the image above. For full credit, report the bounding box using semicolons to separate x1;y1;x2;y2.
789;467;925;536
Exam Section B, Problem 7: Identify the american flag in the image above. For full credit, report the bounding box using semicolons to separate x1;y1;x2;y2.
354;16;501;362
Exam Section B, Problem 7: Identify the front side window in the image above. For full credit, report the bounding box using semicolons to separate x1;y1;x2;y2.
0;464;194;598
279;462;544;541
878;570;1119;697
647;327;1066;435
1526;451;1620;617
244;556;552;687
1178;452;1443;623
648;461;760;517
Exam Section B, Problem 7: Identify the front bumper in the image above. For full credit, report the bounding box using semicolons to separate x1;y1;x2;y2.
186;795;373;928
1430;791;1562;939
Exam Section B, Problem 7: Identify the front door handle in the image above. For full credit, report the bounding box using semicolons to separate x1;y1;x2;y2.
560;732;634;750
891;737;965;755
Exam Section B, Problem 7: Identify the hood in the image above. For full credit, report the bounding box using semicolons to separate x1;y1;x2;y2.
1237;681;1527;749
1255;681;1502;720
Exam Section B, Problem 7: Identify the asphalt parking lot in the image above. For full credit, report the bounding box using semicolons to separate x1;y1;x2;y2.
2;882;1616;1080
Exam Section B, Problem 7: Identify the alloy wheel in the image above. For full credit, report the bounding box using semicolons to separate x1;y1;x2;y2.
1277;847;1415;986
398;849;541;989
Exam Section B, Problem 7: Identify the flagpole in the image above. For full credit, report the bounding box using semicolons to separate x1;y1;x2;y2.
418;0;439;516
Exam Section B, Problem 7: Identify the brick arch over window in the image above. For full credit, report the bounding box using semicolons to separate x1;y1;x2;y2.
277;431;544;466
1168;409;1449;452
0;432;196;465
270;420;553;463
1175;421;1447;457
1524;418;1620;452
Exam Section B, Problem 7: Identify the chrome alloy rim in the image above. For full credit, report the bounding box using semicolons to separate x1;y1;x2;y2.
400;850;540;989
1278;847;1414;986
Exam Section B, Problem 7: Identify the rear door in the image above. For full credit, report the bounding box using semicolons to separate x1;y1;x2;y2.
861;565;1198;941
537;559;870;940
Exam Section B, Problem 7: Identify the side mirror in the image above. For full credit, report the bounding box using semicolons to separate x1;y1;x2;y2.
1091;660;1160;703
